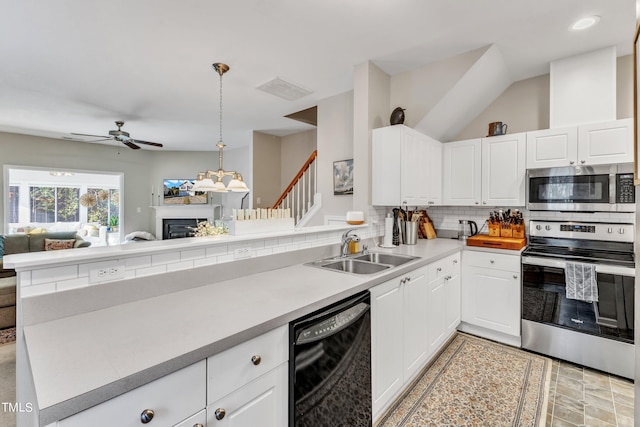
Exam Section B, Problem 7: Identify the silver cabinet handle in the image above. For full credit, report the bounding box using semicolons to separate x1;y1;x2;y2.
513;274;518;279
580;160;586;164
569;160;575;165
405;276;411;282
215;408;226;420
483;201;487;205
194;424;204;427
251;355;262;366
437;267;442;272
400;278;406;284
140;409;154;424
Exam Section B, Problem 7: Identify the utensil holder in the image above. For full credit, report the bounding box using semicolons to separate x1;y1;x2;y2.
488;223;500;237
405;221;418;245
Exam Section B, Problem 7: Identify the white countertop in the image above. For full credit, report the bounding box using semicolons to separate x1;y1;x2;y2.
24;238;462;425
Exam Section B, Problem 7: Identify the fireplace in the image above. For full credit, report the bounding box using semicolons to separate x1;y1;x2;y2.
163;218;207;240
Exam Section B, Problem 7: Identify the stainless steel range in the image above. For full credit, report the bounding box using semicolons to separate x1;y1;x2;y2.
521;220;634;379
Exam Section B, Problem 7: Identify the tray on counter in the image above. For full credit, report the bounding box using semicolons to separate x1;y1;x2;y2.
466;234;527;250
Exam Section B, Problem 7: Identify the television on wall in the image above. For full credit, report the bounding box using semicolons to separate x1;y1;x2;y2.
163;179;207;204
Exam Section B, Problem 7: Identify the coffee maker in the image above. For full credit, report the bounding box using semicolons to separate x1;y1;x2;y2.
458;220;478;241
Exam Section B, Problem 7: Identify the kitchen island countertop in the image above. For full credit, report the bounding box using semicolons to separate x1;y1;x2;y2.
24;238;462;425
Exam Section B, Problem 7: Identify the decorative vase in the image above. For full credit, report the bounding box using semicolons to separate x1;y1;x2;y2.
390;107;405;125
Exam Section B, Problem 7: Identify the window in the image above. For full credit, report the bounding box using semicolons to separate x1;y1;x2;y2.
87;188;119;226
29;186;80;223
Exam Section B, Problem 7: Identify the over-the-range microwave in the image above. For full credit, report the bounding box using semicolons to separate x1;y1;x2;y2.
527;163;635;212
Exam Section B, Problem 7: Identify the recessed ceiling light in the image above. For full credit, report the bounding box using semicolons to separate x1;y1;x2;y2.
570;15;601;31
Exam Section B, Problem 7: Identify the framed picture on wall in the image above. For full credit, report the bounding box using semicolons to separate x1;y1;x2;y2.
634;21;640;184
163;179;208;204
333;159;354;195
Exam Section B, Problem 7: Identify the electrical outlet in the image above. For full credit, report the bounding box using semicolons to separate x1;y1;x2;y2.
89;261;125;283
233;247;253;260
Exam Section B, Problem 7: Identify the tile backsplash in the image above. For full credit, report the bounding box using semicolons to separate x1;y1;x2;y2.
425;206;635;234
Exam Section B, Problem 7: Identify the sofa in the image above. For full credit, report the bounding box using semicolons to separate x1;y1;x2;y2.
0;231;90;329
0;231;91;278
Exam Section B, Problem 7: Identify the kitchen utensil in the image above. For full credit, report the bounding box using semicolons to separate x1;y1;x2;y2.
392;208;400;246
487;121;508;136
458;220;478;241
405;221;418;245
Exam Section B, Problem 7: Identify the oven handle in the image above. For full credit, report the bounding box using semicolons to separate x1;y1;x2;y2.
522;256;635;277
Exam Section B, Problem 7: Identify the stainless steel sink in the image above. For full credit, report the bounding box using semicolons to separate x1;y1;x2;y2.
319;259;390;274
305;252;420;275
353;253;419;266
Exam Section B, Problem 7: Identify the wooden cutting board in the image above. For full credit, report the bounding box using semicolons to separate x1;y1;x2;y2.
466;234;526;250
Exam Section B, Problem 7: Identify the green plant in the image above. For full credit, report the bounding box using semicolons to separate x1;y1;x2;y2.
109;216;119;227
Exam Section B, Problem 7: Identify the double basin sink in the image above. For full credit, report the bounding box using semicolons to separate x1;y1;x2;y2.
305;252;420;275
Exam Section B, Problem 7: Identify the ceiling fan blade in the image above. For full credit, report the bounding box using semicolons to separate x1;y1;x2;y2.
71;132;112;139
123;141;141;150
84;138;112;143
131;139;163;148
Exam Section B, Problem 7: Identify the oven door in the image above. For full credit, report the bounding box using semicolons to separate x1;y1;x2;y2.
521;256;634;343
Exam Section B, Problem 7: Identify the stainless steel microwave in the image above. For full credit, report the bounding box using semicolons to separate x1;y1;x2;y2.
527;163;635;212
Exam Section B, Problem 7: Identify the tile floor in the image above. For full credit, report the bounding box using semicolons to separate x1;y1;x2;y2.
546;359;634;427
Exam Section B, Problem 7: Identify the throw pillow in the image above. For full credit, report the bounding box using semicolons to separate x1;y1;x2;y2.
28;227;48;235
44;238;76;251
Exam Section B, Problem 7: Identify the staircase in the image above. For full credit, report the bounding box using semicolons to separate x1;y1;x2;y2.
272;150;320;227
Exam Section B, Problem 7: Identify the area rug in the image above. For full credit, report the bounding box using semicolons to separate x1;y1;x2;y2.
378;333;551;427
0;327;16;345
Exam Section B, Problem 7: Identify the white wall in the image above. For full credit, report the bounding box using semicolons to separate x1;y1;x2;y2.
281;129;316;187
307;91;354;226
252;131;282;208
0;131;252;235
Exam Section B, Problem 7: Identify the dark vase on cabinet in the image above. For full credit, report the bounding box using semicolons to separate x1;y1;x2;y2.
390;107;405;125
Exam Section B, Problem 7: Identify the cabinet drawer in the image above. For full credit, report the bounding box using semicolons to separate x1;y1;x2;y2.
463;250;520;272
207;325;288;404
58;360;206;427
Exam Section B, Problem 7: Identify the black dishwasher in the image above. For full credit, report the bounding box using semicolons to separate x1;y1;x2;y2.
289;290;372;427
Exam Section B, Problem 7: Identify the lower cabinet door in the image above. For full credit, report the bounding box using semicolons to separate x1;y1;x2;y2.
174;409;206;427
465;266;520;336
427;277;447;354
207;363;287;427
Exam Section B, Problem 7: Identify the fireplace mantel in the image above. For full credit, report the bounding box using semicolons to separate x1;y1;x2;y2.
152;205;218;239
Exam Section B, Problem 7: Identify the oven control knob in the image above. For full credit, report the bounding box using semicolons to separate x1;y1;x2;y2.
536;225;542;231
545;225;551;231
608;227;613;233
619;228;625;234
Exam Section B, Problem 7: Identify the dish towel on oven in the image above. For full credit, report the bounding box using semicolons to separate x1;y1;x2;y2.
565;261;598;302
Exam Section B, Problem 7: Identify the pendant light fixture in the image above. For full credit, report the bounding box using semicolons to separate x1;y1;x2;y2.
193;63;249;193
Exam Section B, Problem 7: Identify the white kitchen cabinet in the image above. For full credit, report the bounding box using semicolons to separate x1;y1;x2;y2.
207;325;288;427
460;250;521;346
427;253;461;354
207;363;287;427
57;360;206;427
372;125;442;207
526;118;633;168
442;138;482;205
174;410;206;427
370;265;429;420
443;133;525;206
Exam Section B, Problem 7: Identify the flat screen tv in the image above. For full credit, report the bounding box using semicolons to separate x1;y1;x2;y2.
163;179;207;204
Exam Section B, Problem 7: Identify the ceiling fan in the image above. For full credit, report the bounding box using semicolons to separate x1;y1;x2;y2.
71;121;163;150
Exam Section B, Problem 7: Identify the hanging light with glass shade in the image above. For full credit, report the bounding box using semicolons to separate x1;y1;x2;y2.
193;63;250;193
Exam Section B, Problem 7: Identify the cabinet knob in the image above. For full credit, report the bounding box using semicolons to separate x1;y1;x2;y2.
251;355;262;366
482;201;487;205
475;201;479;205
453;259;458;264
490;259;495;264
194;424;204;427
140;409;155;424
569;160;575;165
215;408;226;420
437;267;442;272
580;160;586;164
513;274;518;279
405;276;411;282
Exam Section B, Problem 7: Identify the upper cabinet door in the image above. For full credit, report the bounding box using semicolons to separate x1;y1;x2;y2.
400;128;428;206
442;139;482;205
423;134;443;206
481;133;526;206
526;126;578;168
577;118;634;166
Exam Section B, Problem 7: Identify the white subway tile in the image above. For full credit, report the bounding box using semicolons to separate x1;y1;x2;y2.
22;283;56;297
152;252;180;266
136;265;167;277
194;257;219;268
125;256;152;270
206;245;229;257
32;265;78;285
255;247;274;257
181;248;206;261
217;253;234;263
167;260;195;272
56;277;89;291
